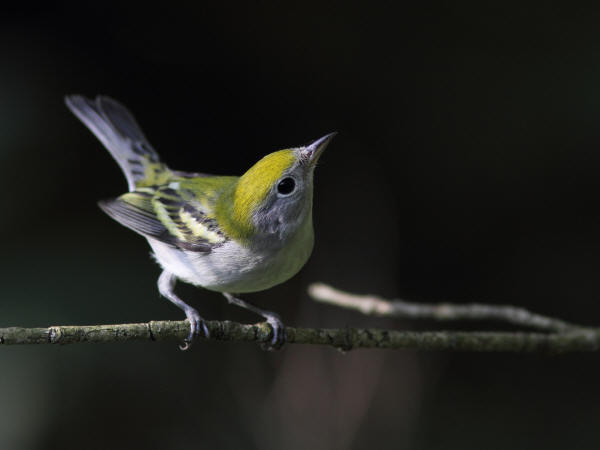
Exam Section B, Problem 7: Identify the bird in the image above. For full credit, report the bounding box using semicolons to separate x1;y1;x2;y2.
65;95;334;350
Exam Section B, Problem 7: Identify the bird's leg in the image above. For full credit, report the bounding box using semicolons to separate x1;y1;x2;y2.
158;270;209;350
223;293;286;350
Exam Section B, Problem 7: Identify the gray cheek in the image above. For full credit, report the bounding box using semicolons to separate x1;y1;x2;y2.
253;198;305;239
254;204;285;236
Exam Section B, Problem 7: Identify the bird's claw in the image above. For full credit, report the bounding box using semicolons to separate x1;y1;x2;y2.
179;308;209;351
260;313;286;351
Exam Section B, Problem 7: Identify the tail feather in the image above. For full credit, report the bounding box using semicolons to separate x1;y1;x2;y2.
65;95;165;191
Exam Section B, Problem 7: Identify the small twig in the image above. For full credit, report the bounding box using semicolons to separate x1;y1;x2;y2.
309;283;579;332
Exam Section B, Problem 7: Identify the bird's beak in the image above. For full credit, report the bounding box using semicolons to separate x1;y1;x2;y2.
300;132;337;166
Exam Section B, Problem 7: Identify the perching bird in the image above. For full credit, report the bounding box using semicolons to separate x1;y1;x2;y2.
65;95;334;349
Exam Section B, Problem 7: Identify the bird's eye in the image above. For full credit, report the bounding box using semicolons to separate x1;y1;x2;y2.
277;177;296;196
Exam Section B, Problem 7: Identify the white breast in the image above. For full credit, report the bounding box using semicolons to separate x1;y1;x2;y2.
147;222;314;293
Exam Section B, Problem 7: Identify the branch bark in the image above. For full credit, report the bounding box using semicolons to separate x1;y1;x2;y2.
0;283;598;353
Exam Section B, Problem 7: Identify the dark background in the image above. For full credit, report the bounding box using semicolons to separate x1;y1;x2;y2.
1;3;599;449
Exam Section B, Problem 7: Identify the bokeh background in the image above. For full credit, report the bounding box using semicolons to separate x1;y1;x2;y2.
1;3;600;449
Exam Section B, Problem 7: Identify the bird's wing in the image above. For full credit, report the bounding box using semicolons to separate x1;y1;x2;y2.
99;182;230;253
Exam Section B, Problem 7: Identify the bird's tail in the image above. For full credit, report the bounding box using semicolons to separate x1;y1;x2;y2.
65;95;169;191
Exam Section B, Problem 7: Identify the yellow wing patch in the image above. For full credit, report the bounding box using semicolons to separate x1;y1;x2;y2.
180;208;225;244
153;197;186;240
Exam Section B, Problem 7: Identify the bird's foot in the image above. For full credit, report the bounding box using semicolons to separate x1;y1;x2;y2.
222;292;286;351
260;311;286;351
179;306;210;351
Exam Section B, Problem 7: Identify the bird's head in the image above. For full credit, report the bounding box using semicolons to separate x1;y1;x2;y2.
221;133;336;244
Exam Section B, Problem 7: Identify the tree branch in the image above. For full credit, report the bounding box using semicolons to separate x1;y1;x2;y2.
308;283;579;332
0;283;598;353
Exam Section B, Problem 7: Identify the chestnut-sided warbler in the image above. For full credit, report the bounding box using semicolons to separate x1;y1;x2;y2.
65;95;334;349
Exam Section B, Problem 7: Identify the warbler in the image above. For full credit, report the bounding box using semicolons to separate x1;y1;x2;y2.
65;95;334;349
